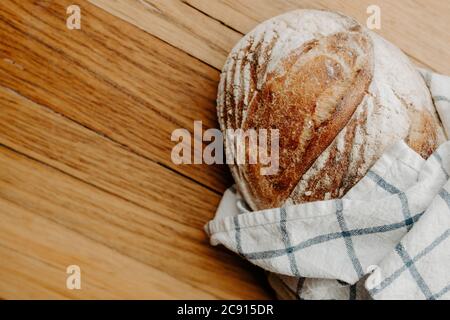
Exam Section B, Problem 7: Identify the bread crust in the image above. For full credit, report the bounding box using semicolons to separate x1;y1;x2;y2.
218;9;446;210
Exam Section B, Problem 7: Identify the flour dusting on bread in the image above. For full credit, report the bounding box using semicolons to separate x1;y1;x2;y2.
218;9;445;210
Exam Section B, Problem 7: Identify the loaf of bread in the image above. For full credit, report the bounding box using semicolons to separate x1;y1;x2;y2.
218;9;446;210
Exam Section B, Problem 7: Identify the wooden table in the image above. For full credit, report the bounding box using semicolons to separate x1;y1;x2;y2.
0;0;448;299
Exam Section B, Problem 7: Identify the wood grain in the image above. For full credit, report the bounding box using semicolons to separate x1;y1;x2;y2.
90;0;242;69
0;85;215;229
0;0;448;299
0;144;269;299
91;0;450;73
0;198;214;299
0;0;230;194
0;0;267;299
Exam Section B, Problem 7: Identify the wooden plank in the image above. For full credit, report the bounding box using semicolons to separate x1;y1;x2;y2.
0;0;271;300
88;0;241;70
0;85;214;229
184;0;450;73
91;0;450;73
89;0;242;69
0;146;270;299
0;0;230;194
0;198;214;299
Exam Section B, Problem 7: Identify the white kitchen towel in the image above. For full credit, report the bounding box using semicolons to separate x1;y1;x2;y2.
205;69;450;300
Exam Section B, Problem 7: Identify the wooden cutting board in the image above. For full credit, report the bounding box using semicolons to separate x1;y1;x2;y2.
0;0;448;299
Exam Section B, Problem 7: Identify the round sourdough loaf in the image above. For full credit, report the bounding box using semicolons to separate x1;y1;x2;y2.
218;9;446;211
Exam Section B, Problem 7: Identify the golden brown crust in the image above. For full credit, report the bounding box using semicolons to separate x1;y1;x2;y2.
240;31;374;209
289;97;371;203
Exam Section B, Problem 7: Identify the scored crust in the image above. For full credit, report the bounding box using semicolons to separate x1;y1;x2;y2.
218;9;446;210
